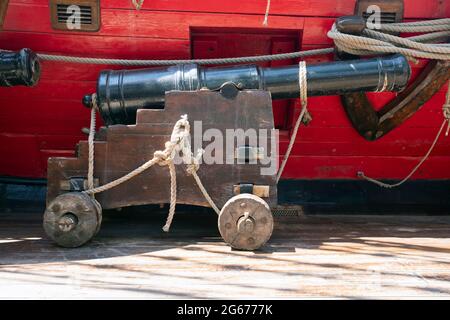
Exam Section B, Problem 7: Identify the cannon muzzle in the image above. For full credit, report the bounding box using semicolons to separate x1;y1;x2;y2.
88;54;411;125
0;48;40;87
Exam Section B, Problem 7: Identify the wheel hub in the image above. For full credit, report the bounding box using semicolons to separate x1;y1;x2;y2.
218;194;273;251
43;192;102;248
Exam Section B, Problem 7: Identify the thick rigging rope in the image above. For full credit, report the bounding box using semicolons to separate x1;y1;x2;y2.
36;48;333;66
328;18;450;60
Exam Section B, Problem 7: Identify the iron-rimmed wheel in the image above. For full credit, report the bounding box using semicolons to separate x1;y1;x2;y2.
43;192;102;248
218;194;274;251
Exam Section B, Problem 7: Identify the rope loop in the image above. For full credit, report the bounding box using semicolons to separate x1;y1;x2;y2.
276;60;309;182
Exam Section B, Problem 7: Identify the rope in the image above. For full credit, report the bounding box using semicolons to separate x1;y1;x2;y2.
132;0;144;10
35;48;333;66
188;165;221;215
328;18;450;60
263;0;271;26
163;161;177;232
276;61;308;182
83;113;220;231
358;84;450;188
87;93;97;193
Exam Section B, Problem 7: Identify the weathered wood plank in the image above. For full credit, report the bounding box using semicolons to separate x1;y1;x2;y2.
1;210;450;298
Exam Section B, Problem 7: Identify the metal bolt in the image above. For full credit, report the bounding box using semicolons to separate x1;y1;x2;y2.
364;131;373;139
375;131;384;139
57;213;78;232
237;215;255;234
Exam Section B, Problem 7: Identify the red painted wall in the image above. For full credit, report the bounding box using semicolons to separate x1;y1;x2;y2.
0;0;448;179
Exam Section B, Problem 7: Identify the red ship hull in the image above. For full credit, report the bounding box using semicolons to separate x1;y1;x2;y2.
0;0;449;184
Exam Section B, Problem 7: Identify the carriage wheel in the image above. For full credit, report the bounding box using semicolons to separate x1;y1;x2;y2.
218;194;274;251
43;192;102;248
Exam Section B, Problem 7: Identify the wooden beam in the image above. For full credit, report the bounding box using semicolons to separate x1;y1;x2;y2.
0;0;9;30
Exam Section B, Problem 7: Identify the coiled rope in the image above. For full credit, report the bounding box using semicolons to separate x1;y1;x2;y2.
83;105;219;232
328;18;450;61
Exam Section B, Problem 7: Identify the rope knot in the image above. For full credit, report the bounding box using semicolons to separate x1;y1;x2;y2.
186;149;205;176
154;149;170;166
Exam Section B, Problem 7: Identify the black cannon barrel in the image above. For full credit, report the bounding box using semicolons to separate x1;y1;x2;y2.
0;48;40;87
92;54;410;125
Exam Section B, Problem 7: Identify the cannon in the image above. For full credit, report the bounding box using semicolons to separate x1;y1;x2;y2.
45;54;411;250
0;48;40;87
83;54;410;125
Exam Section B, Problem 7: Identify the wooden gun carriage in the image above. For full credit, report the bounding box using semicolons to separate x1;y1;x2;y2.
43;55;411;250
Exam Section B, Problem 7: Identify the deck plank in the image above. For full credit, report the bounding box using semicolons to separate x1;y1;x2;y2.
1;209;450;298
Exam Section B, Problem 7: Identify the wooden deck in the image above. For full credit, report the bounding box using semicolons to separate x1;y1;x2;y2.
1;208;450;299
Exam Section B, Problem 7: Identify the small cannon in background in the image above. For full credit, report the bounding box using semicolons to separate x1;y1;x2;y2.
45;54;411;250
0;48;40;87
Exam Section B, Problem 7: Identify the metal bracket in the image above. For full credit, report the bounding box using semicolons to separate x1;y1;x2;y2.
233;184;270;198
60;177;99;192
235;146;265;163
